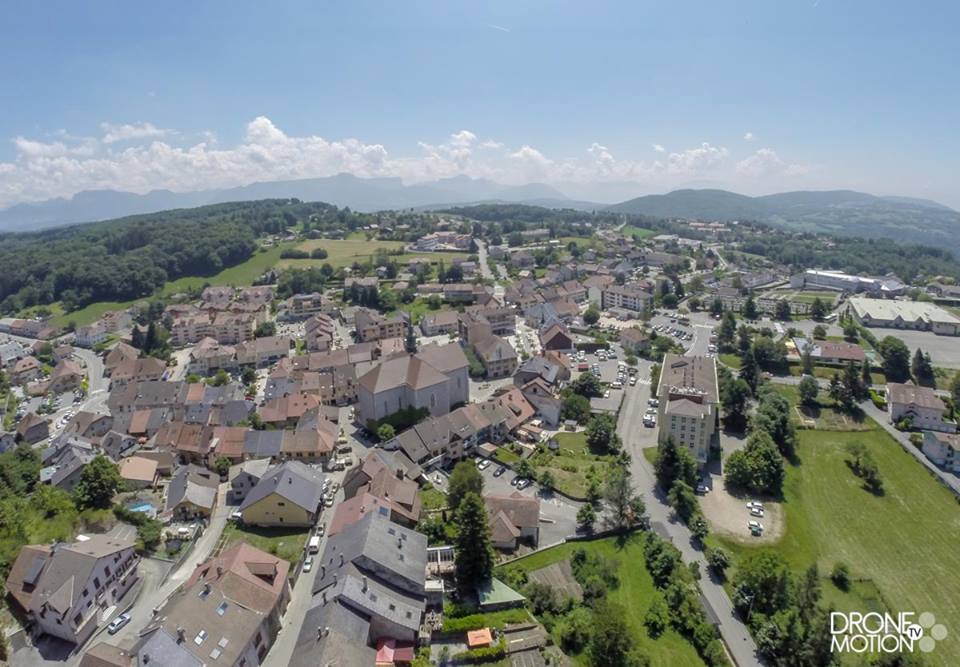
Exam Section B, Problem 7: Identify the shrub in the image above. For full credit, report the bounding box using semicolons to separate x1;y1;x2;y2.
831;562;851;591
452;638;506;663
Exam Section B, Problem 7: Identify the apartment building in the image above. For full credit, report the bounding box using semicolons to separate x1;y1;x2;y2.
656;354;719;464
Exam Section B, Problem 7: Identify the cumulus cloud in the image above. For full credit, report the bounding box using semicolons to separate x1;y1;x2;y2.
743;131;755;141
736;148;808;178
101;121;170;144
667;142;728;175
0;117;806;208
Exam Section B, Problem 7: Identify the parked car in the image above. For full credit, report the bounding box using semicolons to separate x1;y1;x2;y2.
108;613;132;635
477;459;491;470
516;478;532;490
303;556;314;572
746;500;764;511
748;520;764;536
493;466;506;477
648;398;659;407
750;507;765;517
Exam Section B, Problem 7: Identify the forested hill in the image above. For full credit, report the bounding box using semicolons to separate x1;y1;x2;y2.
0;200;335;315
607;188;960;255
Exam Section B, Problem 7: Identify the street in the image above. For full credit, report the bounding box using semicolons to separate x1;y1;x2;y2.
617;367;764;666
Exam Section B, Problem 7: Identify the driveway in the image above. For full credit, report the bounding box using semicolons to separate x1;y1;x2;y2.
617;376;764;666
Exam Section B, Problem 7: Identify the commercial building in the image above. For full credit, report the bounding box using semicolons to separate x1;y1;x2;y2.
847;298;960;336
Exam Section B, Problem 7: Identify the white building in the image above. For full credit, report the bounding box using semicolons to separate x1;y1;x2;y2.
656;355;719;464
886;382;955;432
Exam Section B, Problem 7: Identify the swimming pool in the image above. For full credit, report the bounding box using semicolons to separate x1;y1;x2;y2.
126;502;154;513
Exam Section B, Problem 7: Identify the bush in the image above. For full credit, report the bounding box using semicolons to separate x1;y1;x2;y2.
555;606;593;652
452;638;506;663
644;594;669;638
831;562;851;590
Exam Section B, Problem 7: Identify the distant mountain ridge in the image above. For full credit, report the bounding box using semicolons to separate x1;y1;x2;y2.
0;174;571;231
607;188;960;254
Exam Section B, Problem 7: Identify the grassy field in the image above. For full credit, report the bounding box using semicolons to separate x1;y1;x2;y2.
162;243;297;295
280;238;471;271
786;362;887;385
719;353;742;369
498;536;706;666
712;392;960;665
48;299;141;328
221;522;309;567
529;432;616;498
620;225;657;239
418;485;447;511
764;289;838;305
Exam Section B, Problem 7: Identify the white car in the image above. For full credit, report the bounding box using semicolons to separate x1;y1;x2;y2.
303;556;315;572
477;459;491;470
750;507;765;518
108;613;132;635
748;520;764;534
746;500;764;511
603;390;610;398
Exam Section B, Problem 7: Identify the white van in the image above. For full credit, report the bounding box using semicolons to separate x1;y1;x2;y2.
307;535;321;554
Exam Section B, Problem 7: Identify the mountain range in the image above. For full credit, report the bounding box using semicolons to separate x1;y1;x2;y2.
1;177;958;255
607;189;960;254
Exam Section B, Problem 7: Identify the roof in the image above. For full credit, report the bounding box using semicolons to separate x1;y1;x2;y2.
291;599;375;667
240;460;325;513
485;491;540;542
4;544;52;611
887;382;945;411
166;465;218;512
79;643;135;667
146;543;288;666
118;456;158;483
467;628;494;647
849;297;960;325
27;535;134;614
477;578;526;609
312;511;427;598
657;354;719;404
358;354;449;394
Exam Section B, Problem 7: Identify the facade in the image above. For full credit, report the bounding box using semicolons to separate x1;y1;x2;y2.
922;431;960;472
354;308;407;343
484;492;540;551
886;382;955;432
601;283;654;313
656;355;719;464
240;460;325;527
5;536;139;645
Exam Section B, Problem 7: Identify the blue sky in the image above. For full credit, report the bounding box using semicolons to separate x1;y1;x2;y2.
1;0;958;207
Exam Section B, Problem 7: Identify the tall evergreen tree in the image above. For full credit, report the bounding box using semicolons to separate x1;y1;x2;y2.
453;492;494;592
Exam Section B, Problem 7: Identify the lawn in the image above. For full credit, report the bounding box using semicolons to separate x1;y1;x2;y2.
280;239;471;271
718;353;742;369
49;299;141;329
418;484;448;511
529;432;616;498
221;522;309;567
498;536;706;666
161;243;297;295
712;395;960;665
386;297;455;326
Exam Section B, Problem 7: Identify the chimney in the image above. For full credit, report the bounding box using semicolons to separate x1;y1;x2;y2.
362;575;368;593
318;626;329;639
142;654;150;664
176;627;185;643
395;468;404;480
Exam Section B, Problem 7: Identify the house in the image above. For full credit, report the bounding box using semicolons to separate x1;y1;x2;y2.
5;535;138;645
921;431;960;472
228;458;272;505
356;343;469;426
469;332;518;379
485;492;541;551
419;311;460;336
62;411;113;442
354;308;407;343
656;355;719;465
584;274;616;306
235;336;291;367
385;404;501;469
342;450;423;501
239;460;326;527
619;327;651;356
887;382;955;432
165;465;218;519
539;323;574;353
0;339;28;368
281;407;338;463
118;456;159;489
109;357;166;388
74;324;108;349
790;338;866;366
11;356;42;385
104;342;139;377
40;441;96;491
309;512;427;644
135;542;290;666
16;412;49;444
304;313;337;352
519;378;562;428
287;292;340;319
513;355;568;388
259;392;321;429
332;461;422;533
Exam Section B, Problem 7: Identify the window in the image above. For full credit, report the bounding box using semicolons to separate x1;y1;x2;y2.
93;577;101;590
73;612;82;626
277;501;285;506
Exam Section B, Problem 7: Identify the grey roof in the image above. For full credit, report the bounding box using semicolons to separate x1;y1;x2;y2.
229;458;272;484
166;465;218;512
312;512;427;598
133;628;202;667
32;535;134;614
515;356;560;385
333;566;424;633
243;430;284;458
291;600;375;667
239;460;325;513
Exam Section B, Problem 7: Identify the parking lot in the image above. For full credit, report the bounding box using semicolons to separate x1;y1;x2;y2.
863;326;960;369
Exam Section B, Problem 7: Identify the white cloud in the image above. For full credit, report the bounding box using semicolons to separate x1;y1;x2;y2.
667;142;728;175
736;147;808;178
0;117;811;208
101;121;170;144
743;131;755;141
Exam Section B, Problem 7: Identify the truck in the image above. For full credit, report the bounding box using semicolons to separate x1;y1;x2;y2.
307;535;321;554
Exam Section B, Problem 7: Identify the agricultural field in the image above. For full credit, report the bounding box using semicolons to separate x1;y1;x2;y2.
498;536;706;666
280;238;470;270
620;225;657;239
712;388;960;665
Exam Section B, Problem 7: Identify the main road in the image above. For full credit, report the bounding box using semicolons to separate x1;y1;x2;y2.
617;359;763;666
